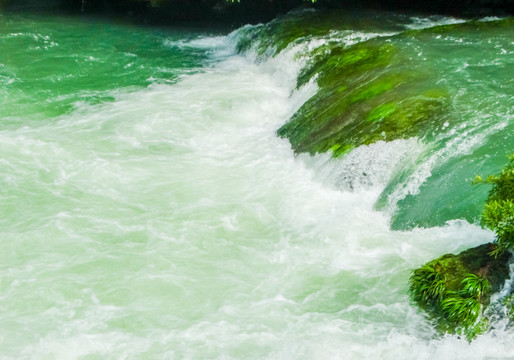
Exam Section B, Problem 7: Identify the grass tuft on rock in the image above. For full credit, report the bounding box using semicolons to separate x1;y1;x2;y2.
408;243;507;339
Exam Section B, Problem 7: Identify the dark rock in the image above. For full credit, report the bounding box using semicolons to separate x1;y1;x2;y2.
480;7;495;15
434;243;510;293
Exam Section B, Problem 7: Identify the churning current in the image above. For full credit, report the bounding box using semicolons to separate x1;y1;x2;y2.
0;11;513;359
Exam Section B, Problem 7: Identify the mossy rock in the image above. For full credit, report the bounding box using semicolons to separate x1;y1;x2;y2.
237;13;513;159
277;35;449;156
431;243;509;293
273;17;513;158
409;243;511;338
272;15;462;157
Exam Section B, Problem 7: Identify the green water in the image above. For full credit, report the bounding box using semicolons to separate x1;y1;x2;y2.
253;12;514;228
375;18;514;228
0;14;214;122
0;10;513;359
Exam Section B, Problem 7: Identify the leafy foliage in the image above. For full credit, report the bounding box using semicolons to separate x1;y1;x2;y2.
409;265;446;306
409;157;514;340
440;296;481;329
439;275;491;339
409;263;492;339
460;273;491;302
475;155;514;256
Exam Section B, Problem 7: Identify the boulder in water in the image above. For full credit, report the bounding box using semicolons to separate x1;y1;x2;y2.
409;242;511;339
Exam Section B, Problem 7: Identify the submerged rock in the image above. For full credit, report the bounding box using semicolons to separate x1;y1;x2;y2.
277;36;450;156
267;16;511;158
272;16;455;157
409;243;511;338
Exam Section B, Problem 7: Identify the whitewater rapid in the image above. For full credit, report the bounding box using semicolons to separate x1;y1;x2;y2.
1;12;513;359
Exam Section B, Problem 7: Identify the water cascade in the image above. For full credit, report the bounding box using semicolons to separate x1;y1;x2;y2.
0;9;513;359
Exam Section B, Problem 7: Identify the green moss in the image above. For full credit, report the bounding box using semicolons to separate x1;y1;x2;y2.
278;81;449;156
238;10;458;158
239;14;514;160
273;17;514;159
297;41;396;89
277;27;451;158
244;13;510;164
375;94;449;134
349;79;396;104
277;39;406;154
366;103;397;122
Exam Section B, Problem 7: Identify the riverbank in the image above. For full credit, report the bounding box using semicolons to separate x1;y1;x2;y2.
1;0;513;25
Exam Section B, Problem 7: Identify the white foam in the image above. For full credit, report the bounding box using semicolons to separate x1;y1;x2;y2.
405;16;466;30
164;34;237;60
299;138;425;193
2;16;512;360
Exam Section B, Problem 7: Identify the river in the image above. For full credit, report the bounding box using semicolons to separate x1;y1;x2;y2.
0;10;513;359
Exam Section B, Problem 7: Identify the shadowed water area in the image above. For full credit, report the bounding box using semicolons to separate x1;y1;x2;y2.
0;10;513;359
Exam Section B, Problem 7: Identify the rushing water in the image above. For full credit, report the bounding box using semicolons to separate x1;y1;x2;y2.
0;10;513;359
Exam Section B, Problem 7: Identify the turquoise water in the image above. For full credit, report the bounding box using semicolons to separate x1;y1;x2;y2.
0;14;215;122
0;11;513;359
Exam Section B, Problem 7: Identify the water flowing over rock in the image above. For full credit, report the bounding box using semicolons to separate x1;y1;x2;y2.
1;7;513;357
267;16;512;160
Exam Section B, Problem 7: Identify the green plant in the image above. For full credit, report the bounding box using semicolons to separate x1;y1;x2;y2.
408;159;514;339
409;262;493;339
437;274;490;337
440;296;481;329
474;155;514;256
460;274;491;302
409;265;447;307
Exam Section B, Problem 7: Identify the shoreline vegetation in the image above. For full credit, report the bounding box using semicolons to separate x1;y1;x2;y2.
0;0;513;25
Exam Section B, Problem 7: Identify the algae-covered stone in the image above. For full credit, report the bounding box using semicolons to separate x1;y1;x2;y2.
272;16;513;158
237;12;513;159
277;29;450;157
409;243;510;338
